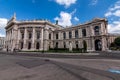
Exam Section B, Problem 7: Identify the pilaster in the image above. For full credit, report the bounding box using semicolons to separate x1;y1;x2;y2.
40;28;43;50
31;27;35;50
23;27;27;50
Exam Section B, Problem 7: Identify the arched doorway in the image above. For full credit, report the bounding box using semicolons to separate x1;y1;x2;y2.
36;42;40;49
55;42;58;48
83;40;87;52
95;39;102;51
28;42;31;49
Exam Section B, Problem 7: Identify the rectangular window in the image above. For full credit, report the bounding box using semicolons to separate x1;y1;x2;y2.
82;29;86;37
75;30;78;38
21;33;24;39
29;32;32;39
69;31;72;39
63;32;66;39
56;33;58;39
36;31;40;39
49;33;51;40
64;42;66;48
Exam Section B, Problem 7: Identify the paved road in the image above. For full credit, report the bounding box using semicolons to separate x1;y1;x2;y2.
0;53;120;80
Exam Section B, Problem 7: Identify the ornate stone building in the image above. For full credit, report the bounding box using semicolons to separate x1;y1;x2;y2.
5;14;109;51
0;37;5;50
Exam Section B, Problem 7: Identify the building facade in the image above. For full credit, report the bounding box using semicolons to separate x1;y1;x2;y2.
5;14;109;51
0;37;5;50
107;34;120;47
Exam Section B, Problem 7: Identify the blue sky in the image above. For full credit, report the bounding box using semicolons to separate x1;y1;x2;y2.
0;0;120;37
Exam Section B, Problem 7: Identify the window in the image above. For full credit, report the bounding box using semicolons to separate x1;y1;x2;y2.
56;33;58;39
63;32;66;39
94;26;100;35
82;29;86;37
63;42;66;48
55;42;58;48
49;33;51;40
36;31;40;39
29;32;32;39
21;33;24;39
75;30;78;38
69;31;72;39
21;42;23;49
36;42;40;49
75;41;78;49
28;42;31;49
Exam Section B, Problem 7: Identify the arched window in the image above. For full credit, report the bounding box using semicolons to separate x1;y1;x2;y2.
28;42;31;49
94;26;100;35
95;39;102;51
36;42;40;49
82;29;86;37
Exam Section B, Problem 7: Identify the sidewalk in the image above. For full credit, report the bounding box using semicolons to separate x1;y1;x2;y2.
18;52;100;55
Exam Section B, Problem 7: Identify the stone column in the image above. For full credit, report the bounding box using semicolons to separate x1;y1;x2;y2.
90;26;94;36
91;38;95;51
40;28;43;50
44;29;49;51
72;30;75;38
86;27;90;37
78;29;82;38
66;31;69;39
32;27;35;50
12;28;15;51
17;29;20;49
102;37;107;51
23;28;27;50
101;23;105;35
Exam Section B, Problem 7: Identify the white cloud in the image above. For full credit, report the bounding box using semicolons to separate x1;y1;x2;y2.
0;18;7;28
105;12;112;17
0;33;5;37
105;0;120;17
55;0;77;8
74;17;79;21
0;18;7;37
90;0;98;5
113;10;120;17
54;11;72;27
108;21;120;33
54;9;77;27
104;0;120;34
